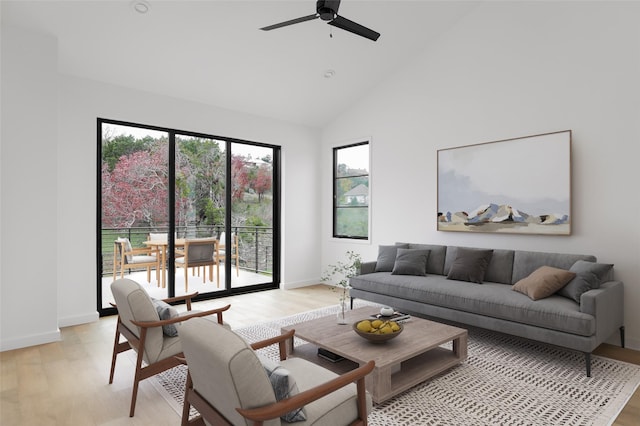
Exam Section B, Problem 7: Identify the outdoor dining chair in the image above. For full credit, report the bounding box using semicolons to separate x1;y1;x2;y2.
175;238;219;291
113;237;160;283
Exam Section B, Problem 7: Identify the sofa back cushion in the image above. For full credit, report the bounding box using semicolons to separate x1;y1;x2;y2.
397;243;447;275
444;246;515;285
511;250;596;284
375;244;410;272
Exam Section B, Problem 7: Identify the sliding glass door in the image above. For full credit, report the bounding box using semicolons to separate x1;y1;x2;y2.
229;142;275;289
98;119;279;314
174;134;227;293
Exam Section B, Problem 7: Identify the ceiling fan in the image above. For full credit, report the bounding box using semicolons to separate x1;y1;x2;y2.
260;0;380;42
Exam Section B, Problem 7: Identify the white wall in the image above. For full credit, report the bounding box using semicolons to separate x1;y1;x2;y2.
1;27;61;349
1;24;321;350
321;2;640;349
56;75;322;329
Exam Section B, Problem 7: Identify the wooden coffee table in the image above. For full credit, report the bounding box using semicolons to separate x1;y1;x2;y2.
281;306;467;404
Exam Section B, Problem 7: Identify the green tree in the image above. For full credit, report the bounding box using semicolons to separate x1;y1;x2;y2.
102;135;154;171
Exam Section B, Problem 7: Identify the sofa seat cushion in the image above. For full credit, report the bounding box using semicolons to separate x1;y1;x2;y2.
349;273;595;336
281;357;372;425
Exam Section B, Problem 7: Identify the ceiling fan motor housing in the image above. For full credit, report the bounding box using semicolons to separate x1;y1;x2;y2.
317;0;340;21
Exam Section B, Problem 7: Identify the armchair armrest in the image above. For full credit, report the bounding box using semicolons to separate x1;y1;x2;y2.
110;292;202;311
236;360;375;423
250;329;295;361
131;304;232;328
163;292;200;310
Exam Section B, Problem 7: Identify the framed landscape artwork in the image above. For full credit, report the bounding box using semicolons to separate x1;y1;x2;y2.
437;130;571;235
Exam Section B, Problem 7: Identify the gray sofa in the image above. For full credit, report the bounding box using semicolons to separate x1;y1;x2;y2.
349;243;625;376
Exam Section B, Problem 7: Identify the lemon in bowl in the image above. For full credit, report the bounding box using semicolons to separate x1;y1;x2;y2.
353;319;404;343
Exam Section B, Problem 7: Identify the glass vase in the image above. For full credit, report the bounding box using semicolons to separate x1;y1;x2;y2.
336;299;348;325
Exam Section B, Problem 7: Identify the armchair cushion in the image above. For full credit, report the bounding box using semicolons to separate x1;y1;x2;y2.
281;357;373;425
151;299;179;337
258;355;307;422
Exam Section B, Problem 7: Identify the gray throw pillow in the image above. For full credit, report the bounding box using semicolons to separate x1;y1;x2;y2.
391;248;430;276
375;244;409;272
151;298;179;337
446;248;494;284
258;355;307;422
558;260;614;303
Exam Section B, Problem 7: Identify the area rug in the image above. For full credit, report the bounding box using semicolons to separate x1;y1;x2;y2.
151;302;640;425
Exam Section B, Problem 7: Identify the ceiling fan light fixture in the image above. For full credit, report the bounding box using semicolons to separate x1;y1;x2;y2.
260;0;380;42
131;0;150;14
324;69;336;79
318;9;335;21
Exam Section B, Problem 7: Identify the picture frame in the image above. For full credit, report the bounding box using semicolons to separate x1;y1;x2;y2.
437;130;571;235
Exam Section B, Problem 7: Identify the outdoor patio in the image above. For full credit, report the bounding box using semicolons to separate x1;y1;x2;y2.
101;266;272;309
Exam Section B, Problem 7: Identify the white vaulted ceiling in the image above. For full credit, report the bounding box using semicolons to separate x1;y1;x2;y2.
2;0;479;127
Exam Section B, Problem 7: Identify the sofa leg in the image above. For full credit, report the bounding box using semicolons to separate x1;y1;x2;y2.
620;326;625;348
585;352;591;377
350;297;354;310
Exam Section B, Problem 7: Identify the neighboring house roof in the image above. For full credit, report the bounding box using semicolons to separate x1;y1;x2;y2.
344;184;369;197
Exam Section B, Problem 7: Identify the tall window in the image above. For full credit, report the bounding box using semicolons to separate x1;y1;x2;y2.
333;142;369;239
98;119;280;315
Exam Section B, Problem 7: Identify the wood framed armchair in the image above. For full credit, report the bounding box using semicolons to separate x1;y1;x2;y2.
113;237;160;283
179;317;374;426
109;278;231;417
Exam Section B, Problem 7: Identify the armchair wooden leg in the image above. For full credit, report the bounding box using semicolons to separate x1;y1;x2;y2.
182;371;193;426
109;320;133;385
356;374;368;425
129;349;145;417
109;328;121;384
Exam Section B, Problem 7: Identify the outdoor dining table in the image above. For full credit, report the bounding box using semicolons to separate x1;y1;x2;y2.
143;238;185;288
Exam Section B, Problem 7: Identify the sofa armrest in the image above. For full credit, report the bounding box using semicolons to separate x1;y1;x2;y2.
358;261;377;275
580;281;624;346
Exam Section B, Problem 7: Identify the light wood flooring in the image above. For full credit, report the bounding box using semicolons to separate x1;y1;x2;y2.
1;284;638;425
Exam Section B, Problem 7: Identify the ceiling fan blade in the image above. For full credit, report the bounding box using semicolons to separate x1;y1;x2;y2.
261;14;319;31
328;15;380;41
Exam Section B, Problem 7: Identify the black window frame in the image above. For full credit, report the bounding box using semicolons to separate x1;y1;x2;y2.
97;118;281;316
332;141;370;240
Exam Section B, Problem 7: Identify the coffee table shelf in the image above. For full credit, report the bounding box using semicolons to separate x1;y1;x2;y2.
282;306;467;404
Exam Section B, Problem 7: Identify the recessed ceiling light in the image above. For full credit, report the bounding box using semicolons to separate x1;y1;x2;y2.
324;69;336;79
131;0;150;14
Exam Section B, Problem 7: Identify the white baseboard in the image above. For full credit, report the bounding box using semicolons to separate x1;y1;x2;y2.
0;329;61;352
281;279;321;290
58;311;99;328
